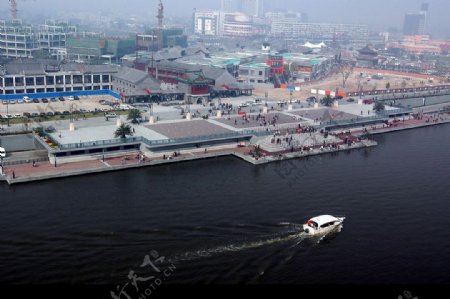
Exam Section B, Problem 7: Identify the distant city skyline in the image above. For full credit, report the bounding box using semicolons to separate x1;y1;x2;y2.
0;0;449;37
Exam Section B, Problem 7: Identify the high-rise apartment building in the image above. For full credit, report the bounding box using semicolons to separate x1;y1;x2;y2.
403;3;429;36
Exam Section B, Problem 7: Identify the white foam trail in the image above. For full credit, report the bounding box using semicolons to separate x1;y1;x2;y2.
171;231;307;262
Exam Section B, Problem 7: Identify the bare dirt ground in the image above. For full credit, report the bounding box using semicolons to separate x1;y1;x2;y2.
253;68;446;101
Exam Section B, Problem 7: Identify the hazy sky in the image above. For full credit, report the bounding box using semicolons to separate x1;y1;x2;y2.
1;0;449;37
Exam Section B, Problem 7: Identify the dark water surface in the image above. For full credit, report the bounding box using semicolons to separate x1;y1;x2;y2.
1;124;450;286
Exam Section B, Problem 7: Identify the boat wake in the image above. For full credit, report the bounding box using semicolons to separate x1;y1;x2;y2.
169;226;307;263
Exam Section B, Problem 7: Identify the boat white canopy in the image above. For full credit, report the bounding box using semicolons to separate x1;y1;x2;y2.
308;215;340;226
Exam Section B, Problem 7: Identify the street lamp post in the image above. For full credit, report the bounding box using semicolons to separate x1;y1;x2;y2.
6;100;10;127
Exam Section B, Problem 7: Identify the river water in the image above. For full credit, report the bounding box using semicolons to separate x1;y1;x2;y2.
1;124;450;287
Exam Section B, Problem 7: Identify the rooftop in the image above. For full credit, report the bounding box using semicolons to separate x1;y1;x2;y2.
240;62;270;69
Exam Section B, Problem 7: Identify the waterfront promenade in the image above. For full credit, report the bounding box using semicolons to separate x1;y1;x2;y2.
1;99;449;185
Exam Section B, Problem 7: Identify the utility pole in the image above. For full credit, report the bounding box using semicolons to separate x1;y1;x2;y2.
6;100;10;127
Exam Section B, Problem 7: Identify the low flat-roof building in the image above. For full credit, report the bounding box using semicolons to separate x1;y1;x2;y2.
0;59;117;95
238;62;270;84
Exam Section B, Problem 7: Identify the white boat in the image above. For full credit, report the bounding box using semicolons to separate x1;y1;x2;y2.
303;215;345;236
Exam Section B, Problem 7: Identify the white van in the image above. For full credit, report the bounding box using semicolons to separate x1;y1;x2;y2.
0;147;5;158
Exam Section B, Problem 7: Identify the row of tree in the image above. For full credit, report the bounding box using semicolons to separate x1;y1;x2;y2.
320;95;385;112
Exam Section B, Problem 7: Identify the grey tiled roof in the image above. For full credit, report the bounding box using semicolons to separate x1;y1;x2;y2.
3;58;119;76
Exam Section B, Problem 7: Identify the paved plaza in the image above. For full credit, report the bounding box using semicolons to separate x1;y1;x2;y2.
291;108;357;122
146;119;233;139
214;112;305;129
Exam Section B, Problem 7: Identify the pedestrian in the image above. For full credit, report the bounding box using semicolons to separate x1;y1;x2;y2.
12;171;15;179
32;160;36;167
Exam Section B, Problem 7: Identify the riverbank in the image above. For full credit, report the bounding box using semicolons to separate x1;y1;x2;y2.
1;139;375;185
1;113;449;185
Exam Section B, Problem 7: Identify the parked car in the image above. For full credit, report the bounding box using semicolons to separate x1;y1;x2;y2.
62;110;70;115
17;98;24;104
33;98;40;103
41;98;49;103
24;97;33;103
58;96;65;102
14;113;22;118
68;96;75;101
54;111;61;116
50;97;57;102
46;112;54;116
45;126;56;133
39;112;46;117
105;113;117;118
31;112;39;117
74;95;80;101
23;112;31;118
0;147;6;158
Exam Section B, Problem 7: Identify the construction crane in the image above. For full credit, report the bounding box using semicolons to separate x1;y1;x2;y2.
9;0;17;20
156;0;164;50
157;0;164;29
8;0;33;20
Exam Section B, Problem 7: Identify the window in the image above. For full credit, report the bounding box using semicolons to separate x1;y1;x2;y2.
259;71;263;76
320;222;335;228
46;76;55;85
84;75;92;83
36;77;45;85
15;77;24;86
25;77;34;86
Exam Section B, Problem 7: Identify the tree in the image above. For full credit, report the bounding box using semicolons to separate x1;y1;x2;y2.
127;109;142;124
385;82;391;89
340;67;352;88
114;124;133;139
252;145;263;159
373;102;386;113
320;95;334;107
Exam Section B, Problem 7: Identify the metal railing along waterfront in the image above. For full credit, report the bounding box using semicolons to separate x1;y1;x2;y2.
141;130;257;147
57;136;143;150
320;108;413;128
2;157;49;166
